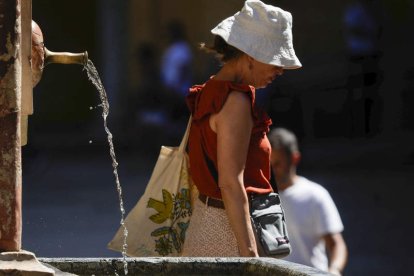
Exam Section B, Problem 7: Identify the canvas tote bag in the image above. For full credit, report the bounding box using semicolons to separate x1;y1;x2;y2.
108;118;193;256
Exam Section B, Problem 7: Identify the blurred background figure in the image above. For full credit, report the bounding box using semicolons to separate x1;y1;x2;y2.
268;128;348;275
134;43;165;124
122;42;169;151
160;19;193;125
343;0;383;137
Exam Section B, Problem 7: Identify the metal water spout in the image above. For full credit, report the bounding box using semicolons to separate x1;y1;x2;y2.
31;20;88;88
21;20;88;147
44;48;88;66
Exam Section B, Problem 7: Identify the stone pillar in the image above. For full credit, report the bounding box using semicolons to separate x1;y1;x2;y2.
0;0;22;252
0;0;56;272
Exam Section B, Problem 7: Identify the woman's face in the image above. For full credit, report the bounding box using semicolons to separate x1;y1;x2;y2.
249;58;284;89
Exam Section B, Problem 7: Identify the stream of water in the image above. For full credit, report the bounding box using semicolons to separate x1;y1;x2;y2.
84;60;129;275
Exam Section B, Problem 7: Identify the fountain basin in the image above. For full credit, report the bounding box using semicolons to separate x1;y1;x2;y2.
40;257;331;276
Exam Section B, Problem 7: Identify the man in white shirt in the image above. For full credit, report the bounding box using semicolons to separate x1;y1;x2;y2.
268;128;348;275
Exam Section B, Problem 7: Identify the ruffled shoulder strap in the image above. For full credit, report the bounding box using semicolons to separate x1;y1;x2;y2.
186;79;256;121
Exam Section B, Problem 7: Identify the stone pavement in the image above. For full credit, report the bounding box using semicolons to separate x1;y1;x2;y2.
20;130;414;276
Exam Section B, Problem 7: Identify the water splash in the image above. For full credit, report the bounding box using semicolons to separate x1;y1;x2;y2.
84;60;129;275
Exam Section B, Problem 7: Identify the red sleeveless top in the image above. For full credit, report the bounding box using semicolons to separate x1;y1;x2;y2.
186;78;273;199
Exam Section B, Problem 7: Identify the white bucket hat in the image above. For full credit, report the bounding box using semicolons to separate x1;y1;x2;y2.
211;0;302;69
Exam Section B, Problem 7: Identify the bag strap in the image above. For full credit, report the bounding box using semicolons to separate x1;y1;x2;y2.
202;144;219;184
202;139;279;196
178;116;192;153
270;169;279;193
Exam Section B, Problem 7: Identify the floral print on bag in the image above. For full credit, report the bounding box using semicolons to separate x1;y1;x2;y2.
147;187;192;256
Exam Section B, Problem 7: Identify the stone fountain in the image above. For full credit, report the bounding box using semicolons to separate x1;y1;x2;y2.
0;1;332;275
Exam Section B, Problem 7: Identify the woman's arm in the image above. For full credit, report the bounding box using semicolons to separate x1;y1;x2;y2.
212;91;258;257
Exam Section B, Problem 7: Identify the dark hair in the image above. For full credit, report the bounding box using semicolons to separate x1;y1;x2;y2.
268;128;299;159
200;35;244;63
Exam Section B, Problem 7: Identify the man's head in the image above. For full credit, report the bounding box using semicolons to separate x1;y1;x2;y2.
268;128;301;187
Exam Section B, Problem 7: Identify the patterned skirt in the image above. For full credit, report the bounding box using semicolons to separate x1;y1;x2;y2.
181;196;240;257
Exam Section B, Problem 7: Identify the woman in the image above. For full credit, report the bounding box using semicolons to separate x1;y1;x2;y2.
182;0;302;257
